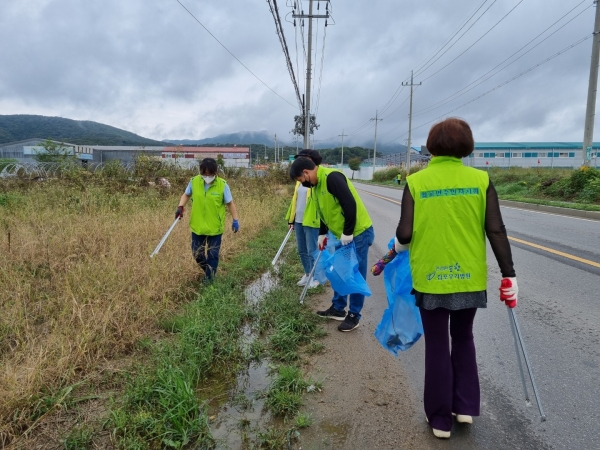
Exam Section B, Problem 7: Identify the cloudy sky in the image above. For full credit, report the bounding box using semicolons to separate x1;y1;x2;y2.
0;0;596;147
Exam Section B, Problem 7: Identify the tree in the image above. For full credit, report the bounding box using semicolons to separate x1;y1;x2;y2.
34;139;74;163
348;157;362;179
216;154;225;170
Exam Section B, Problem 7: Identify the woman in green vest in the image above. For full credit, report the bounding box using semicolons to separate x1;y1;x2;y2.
289;157;375;333
175;158;239;281
285;150;321;288
395;118;517;439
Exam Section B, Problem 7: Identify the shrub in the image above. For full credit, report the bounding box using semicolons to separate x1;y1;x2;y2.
373;166;404;182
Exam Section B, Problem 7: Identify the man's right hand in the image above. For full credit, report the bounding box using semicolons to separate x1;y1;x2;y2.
289;223;294;230
175;206;184;220
318;235;328;251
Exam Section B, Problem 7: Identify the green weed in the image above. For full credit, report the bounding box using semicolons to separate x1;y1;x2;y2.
62;424;94;450
295;412;314;429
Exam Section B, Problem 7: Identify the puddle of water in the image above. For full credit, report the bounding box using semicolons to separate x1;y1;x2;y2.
201;269;282;449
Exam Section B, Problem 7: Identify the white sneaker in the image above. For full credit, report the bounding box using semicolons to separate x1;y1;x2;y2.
308;279;320;289
432;428;451;439
297;274;309;286
426;416;451;439
453;413;473;424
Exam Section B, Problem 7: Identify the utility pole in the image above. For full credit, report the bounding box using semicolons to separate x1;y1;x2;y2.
402;70;422;170
338;130;347;166
583;0;600;166
370;111;383;172
274;134;278;163
293;1;329;149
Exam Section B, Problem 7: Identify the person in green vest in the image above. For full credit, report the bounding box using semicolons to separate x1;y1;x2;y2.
289;157;375;332
395;118;517;439
175;158;239;281
396;173;402;185
285;150;322;289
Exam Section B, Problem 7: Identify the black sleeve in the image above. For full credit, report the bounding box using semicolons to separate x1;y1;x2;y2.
485;181;516;278
319;220;328;235
326;172;357;236
396;186;414;245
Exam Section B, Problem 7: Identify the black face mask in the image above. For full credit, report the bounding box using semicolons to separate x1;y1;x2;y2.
301;180;313;188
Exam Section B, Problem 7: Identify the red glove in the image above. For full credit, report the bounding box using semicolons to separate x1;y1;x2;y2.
318;235;328;251
500;277;518;308
288;223;294;230
175;206;184;220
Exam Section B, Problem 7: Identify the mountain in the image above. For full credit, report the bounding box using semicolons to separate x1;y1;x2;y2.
165;131;276;147
165;131;412;155
0;115;165;146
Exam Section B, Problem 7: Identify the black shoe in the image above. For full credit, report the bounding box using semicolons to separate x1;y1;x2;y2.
316;306;346;321
338;313;360;332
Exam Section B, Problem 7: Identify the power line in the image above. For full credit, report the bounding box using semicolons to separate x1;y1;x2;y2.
174;0;298;109
268;0;303;108
378;0;493;116
419;0;525;82
385;34;592;145
314;16;328;117
414;1;591;117
414;0;498;78
413;0;492;76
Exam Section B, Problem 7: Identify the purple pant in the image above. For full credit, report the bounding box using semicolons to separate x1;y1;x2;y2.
420;307;480;432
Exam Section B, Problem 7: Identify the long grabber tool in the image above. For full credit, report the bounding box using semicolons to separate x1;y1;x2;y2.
507;306;547;422
299;249;323;304
272;227;294;266
150;218;179;258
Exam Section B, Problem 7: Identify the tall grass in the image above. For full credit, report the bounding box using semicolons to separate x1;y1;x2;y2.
0;174;288;445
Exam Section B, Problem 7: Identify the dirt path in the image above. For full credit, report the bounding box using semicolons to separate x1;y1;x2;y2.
295;288;431;450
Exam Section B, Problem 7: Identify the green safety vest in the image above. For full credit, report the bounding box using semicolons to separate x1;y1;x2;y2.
189;176;227;236
313;166;372;238
407;156;489;293
285;181;320;228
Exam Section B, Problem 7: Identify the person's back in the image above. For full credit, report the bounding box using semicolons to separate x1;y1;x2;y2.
407;157;489;294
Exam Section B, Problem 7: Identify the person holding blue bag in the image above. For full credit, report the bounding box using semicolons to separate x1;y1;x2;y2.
289;157;374;332
285;150;322;289
396;118;518;439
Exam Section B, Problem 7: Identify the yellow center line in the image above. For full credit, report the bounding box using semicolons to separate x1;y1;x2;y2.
507;237;600;269
357;188;600;269
356;188;402;206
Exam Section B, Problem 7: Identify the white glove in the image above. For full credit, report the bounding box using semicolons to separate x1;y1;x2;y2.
394;237;409;253
340;234;354;246
500;277;518;308
318;234;328;251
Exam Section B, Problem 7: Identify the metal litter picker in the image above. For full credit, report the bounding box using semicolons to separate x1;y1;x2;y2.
271;227;294;266
507;306;547;421
150;218;180;258
299;248;323;304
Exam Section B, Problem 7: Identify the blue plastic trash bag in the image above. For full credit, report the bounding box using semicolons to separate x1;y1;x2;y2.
374;238;423;355
310;233;371;296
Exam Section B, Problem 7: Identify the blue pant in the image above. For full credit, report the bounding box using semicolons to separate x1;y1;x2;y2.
331;226;375;318
295;222;319;274
191;233;222;280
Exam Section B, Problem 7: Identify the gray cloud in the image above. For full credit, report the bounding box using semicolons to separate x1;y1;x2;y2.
0;0;596;147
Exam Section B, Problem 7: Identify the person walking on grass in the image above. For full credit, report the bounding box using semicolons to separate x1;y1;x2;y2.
175;158;239;281
286;150;322;289
394;117;518;439
289;157;375;332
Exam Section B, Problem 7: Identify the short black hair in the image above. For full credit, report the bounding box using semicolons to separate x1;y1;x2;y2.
426;118;474;158
294;149;322;165
289;157;316;180
199;158;218;175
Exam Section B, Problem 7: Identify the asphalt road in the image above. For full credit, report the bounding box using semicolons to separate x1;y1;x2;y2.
355;182;600;450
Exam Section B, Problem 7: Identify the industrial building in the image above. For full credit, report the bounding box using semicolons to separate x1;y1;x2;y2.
420;142;600;168
0;139;251;168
